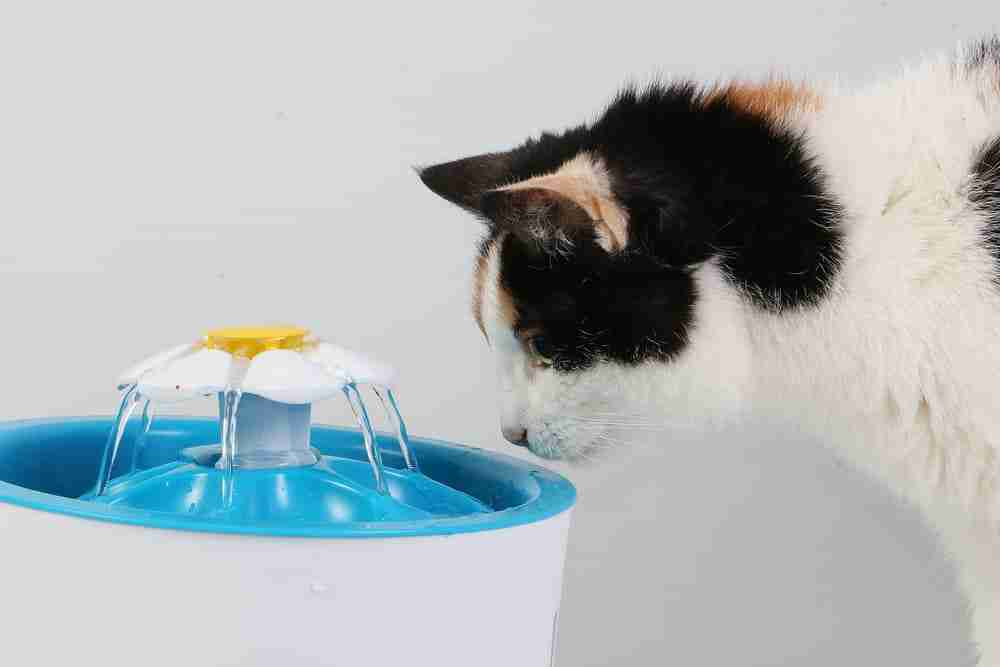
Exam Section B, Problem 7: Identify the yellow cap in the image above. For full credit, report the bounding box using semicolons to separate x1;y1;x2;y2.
204;325;309;359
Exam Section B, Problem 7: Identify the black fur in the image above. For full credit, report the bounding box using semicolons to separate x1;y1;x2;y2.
966;35;1000;71
499;232;697;372
418;153;512;214
421;83;844;370
480;187;594;252
971;136;1000;274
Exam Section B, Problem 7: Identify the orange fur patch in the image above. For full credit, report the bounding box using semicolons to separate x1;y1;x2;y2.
707;79;822;123
472;239;517;339
472;251;488;336
497;282;517;331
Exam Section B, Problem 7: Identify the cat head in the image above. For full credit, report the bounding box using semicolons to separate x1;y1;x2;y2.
418;83;839;461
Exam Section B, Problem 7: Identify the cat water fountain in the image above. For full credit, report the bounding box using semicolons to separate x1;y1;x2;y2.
0;326;575;667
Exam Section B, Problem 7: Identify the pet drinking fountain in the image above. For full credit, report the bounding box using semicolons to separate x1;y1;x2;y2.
0;326;575;667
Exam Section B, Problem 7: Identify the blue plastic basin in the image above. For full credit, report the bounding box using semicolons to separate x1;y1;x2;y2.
0;417;576;538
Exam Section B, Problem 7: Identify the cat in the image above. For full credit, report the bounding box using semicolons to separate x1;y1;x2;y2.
417;37;1000;663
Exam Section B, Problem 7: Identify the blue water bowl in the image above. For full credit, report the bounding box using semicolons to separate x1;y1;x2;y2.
0;417;575;537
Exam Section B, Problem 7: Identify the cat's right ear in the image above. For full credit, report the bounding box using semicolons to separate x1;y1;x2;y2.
417;153;512;215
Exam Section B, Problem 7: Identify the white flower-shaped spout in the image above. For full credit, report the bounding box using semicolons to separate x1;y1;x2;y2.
101;325;415;500
118;327;395;405
303;341;396;388
136;347;234;402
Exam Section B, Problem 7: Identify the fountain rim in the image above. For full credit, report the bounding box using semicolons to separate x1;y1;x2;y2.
0;417;576;539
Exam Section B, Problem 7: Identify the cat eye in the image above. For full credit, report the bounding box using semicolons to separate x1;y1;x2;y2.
528;335;556;366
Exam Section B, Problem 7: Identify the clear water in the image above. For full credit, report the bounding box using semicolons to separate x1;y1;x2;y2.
218;355;251;508
219;388;243;509
343;383;387;494
128;400;155;474
94;384;142;496
375;387;418;473
94;373;421;506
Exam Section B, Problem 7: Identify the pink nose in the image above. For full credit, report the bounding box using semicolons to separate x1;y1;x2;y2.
501;426;529;447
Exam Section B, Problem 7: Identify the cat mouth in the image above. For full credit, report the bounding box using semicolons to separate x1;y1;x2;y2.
525;429;599;463
522;424;568;461
524;418;626;464
526;442;564;460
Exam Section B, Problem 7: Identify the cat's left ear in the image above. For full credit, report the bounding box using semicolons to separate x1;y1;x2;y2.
478;187;596;253
420;151;628;252
417;152;512;215
483;153;629;253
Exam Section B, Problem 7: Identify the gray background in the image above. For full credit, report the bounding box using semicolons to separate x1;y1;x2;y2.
0;2;993;665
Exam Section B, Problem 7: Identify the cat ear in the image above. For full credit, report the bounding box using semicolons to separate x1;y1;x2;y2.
417;152;512;214
478;187;596;253
487;153;629;252
419;150;629;252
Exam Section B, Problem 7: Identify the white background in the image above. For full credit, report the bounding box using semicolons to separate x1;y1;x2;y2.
0;2;993;664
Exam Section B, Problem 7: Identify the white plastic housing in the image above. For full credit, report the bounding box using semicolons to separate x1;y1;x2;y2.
0;503;572;667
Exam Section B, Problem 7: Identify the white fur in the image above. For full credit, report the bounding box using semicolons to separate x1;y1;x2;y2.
482;51;1000;663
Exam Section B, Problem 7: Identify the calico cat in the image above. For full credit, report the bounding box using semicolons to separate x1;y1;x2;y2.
419;38;1000;663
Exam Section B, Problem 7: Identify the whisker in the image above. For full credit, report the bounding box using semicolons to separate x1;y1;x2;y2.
564;419;690;432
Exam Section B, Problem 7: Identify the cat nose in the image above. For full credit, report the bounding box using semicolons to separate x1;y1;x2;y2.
501;425;529;447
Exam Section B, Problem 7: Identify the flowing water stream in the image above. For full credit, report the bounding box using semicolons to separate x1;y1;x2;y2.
95;377;418;506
